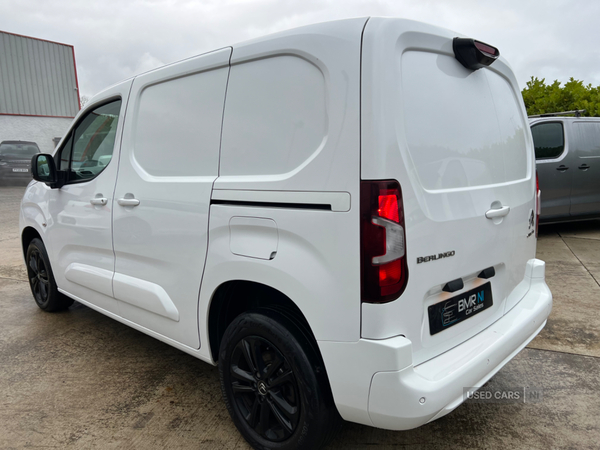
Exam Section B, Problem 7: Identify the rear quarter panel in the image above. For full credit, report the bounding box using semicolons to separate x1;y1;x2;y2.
200;18;368;347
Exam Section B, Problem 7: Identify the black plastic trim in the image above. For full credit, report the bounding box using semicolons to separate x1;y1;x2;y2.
443;278;464;293
211;199;331;211
478;267;496;279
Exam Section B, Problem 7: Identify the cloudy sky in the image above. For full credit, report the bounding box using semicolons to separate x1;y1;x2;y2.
1;0;599;99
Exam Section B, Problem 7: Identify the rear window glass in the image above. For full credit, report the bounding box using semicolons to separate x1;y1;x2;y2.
0;142;39;156
573;122;600;158
531;122;564;159
401;51;528;190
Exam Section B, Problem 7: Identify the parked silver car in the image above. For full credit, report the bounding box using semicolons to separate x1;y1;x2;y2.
530;113;600;223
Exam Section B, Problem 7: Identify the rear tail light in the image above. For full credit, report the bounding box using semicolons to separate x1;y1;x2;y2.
535;171;540;238
361;180;408;303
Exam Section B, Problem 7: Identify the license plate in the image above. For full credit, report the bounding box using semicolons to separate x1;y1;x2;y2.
428;282;493;335
12;168;28;173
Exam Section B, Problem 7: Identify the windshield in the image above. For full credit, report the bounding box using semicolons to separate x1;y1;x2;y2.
0;142;40;157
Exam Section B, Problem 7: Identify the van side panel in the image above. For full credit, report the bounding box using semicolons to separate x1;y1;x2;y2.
570;121;600;216
219;55;327;177
203;18;367;344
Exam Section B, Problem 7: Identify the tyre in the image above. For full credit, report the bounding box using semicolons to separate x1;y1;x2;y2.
25;238;74;312
218;309;342;450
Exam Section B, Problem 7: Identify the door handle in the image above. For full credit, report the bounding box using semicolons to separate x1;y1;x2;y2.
90;197;107;206
578;164;590;170
117;197;140;207
556;165;569;172
485;205;510;219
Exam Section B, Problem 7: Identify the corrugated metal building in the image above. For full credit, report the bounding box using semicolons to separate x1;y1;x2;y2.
0;30;79;153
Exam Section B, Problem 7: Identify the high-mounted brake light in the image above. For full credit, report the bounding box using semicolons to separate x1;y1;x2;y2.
361;180;408;303
453;37;499;70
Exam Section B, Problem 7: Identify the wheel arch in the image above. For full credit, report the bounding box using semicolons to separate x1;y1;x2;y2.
21;226;42;258
207;280;318;364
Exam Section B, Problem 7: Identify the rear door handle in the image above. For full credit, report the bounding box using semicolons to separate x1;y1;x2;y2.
117;197;140;207
579;164;590;170
90;197;107;206
556;165;569;172
485;205;510;219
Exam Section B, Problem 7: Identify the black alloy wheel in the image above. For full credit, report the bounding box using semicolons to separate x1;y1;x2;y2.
25;238;73;312
28;247;50;306
230;336;300;441
219;309;342;450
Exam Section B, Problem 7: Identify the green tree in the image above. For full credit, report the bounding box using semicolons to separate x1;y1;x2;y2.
521;77;600;117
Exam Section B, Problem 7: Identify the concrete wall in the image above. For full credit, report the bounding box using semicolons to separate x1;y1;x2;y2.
0;115;72;153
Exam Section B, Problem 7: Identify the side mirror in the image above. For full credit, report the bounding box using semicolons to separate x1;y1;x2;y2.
31;154;65;188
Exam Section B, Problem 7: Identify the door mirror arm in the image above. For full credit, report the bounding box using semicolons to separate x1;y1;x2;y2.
53;170;67;189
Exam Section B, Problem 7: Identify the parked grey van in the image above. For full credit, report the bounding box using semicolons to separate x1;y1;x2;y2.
531;114;600;222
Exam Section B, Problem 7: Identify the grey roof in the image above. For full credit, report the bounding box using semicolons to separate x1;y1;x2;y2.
0;31;80;117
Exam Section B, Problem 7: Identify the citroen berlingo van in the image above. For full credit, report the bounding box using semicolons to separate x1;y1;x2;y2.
21;18;552;450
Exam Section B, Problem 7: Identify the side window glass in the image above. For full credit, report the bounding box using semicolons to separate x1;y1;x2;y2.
531;122;565;159
62;100;122;181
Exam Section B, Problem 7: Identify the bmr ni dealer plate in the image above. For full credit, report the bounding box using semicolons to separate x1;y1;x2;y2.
428;282;493;335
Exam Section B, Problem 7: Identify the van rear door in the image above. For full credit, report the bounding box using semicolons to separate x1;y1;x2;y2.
360;18;536;365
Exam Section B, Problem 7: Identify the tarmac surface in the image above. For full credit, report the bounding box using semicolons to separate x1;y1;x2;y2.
1;185;599;449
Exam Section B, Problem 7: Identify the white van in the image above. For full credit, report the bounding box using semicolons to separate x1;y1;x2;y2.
21;18;552;450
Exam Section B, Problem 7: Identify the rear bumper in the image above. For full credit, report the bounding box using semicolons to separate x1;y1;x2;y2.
319;258;552;429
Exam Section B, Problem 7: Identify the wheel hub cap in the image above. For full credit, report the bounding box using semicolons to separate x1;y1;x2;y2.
257;381;268;396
